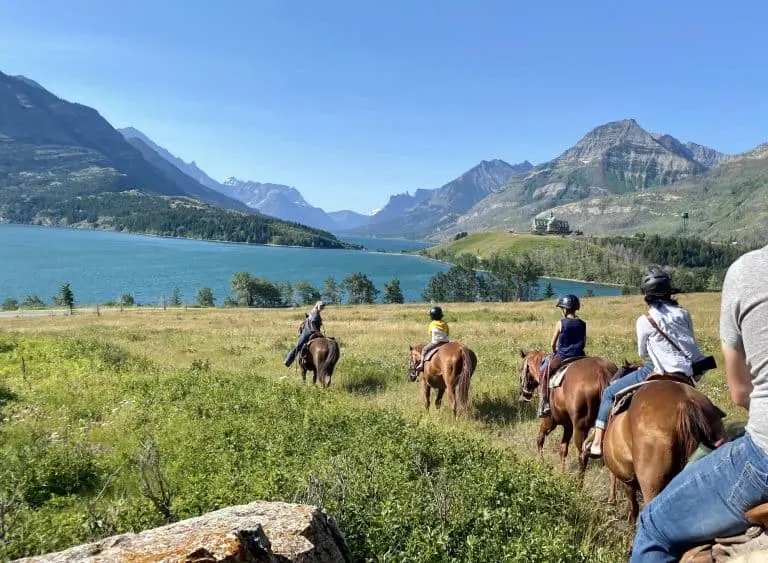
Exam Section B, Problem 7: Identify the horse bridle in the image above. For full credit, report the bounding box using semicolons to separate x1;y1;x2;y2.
519;358;538;401
408;350;419;382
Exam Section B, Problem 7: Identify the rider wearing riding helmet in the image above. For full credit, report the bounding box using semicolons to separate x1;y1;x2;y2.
587;266;705;457
538;294;587;417
630;245;768;561
413;305;449;372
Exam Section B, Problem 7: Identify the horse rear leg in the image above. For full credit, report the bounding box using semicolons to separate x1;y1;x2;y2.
446;383;457;418
422;378;431;411
608;474;617;504
536;417;557;461
559;423;574;473
573;424;588;481
622;482;640;524
435;387;445;410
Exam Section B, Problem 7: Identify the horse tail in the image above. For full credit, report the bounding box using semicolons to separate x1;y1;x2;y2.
675;394;721;461
319;338;340;384
456;346;474;413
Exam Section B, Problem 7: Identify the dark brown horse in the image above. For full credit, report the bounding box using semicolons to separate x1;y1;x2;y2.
518;350;618;477
298;335;340;388
602;377;725;523
408;342;477;417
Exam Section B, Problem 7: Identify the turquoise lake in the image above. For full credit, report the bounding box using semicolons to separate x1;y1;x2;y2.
0;224;620;305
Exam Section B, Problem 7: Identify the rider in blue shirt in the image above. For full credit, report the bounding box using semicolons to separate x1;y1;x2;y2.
539;294;587;417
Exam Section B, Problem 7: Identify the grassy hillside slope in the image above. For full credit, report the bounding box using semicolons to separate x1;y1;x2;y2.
423;232;589;260
0;297;736;560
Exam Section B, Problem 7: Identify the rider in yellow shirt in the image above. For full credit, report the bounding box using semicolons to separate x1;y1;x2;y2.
414;306;449;372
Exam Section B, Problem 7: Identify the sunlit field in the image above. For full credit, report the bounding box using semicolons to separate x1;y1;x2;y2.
0;294;735;561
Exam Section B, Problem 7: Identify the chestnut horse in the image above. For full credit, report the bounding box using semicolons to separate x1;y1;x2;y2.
408;342;477;417
602;377;726;523
518;350;618;477
298;335;340;388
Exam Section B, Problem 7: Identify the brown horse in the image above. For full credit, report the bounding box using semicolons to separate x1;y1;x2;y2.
518;350;618;477
408;342;477;417
602;377;726;523
298;335;340;388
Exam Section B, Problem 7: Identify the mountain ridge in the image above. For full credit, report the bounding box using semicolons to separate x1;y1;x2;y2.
119;127;371;232
428;119;733;240
346;158;534;238
0;70;351;249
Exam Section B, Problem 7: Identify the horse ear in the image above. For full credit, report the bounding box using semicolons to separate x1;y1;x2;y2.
519;349;526;358
408;345;412;351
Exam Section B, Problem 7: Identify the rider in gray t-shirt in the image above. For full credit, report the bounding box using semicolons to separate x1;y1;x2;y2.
631;247;768;562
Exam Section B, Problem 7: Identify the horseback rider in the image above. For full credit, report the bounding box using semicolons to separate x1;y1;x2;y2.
630;248;768;561
538;294;587;417
413;306;449;373
586;267;705;458
284;300;325;367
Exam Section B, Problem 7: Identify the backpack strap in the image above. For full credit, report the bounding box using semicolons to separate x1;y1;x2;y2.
644;313;688;358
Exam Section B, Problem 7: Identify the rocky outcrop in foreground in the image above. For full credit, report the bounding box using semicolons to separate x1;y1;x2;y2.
14;501;352;563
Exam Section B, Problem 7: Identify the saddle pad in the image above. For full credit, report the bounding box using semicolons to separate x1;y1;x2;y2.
548;364;573;389
423;342;447;362
610;382;648;417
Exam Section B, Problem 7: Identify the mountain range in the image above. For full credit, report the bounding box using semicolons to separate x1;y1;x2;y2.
3;68;767;245
440;119;762;241
117;128;369;232
0;71;350;249
119;126;538;238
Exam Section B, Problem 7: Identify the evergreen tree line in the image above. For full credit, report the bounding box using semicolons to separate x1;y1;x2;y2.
0;273;407;312
428;233;751;293
0;192;356;250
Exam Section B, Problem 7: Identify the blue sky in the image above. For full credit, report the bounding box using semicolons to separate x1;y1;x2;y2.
1;0;767;213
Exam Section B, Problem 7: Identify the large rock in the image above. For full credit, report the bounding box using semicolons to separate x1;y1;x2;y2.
14;501;352;563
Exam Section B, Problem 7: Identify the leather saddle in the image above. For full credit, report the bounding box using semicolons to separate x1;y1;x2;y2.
680;503;768;562
609;372;696;419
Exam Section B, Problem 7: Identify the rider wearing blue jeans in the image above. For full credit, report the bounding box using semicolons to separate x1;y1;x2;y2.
284;301;325;367
630;247;768;561
587;267;705;457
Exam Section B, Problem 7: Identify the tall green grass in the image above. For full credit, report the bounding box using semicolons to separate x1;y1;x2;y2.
0;335;626;561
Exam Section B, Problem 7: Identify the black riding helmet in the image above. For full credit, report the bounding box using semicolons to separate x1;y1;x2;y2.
640;266;677;298
556;294;580;311
429;306;444;320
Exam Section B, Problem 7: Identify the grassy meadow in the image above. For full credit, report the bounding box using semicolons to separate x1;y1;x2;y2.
0;294;738;561
423;232;583;260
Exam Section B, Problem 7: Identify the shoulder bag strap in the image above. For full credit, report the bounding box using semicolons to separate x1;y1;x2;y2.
645;313;689;358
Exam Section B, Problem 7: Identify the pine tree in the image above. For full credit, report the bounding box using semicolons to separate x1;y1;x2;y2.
383;278;405;304
170;286;183;307
59;283;75;314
